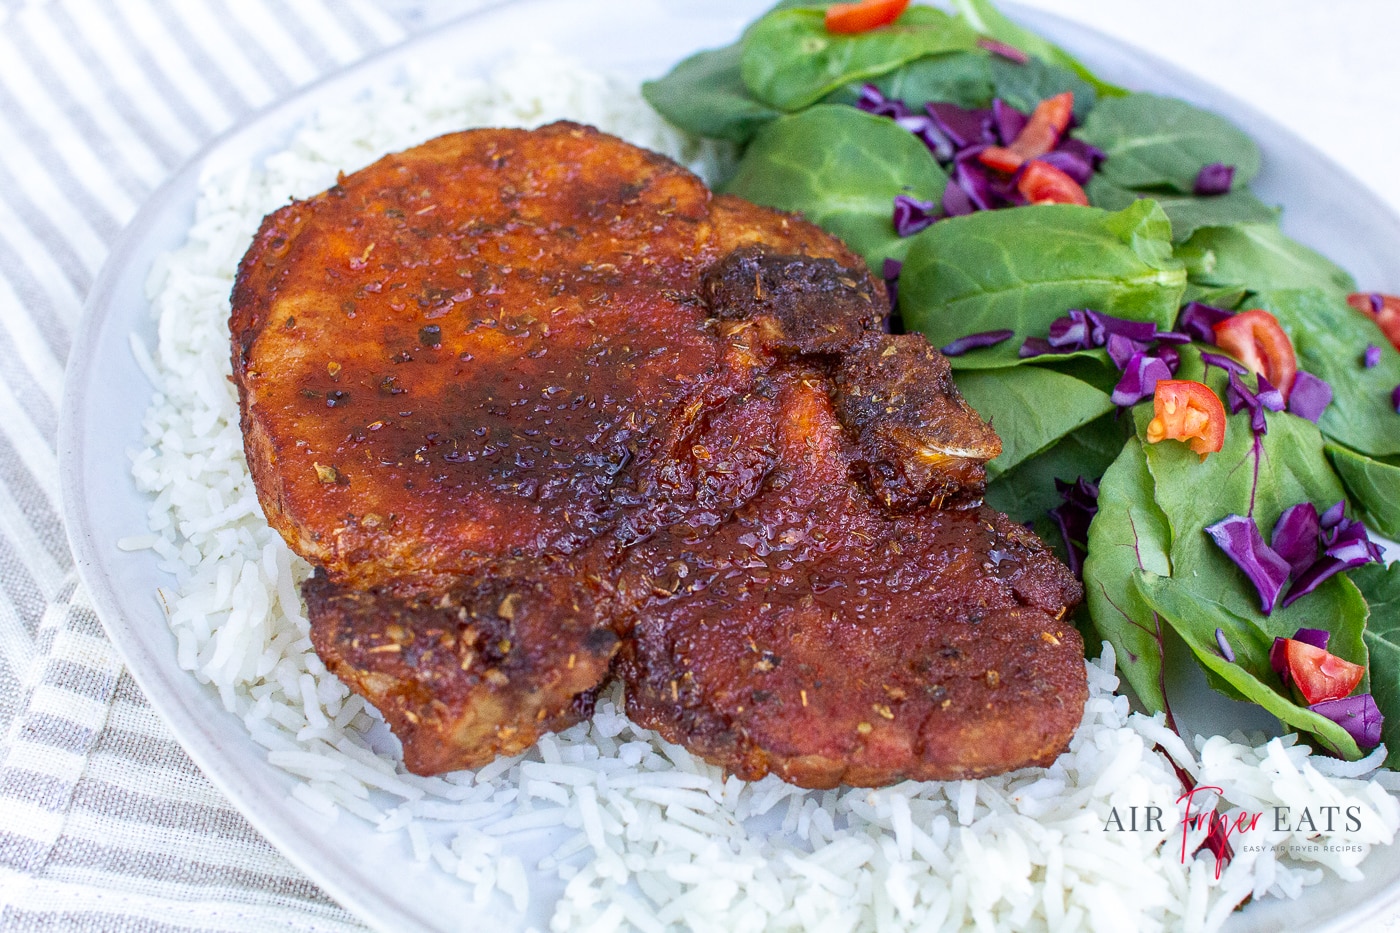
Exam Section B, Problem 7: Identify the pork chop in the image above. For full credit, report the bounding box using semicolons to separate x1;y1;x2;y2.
232;122;1086;786
614;366;1083;788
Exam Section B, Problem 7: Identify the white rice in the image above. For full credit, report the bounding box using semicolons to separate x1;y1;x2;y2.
125;49;1400;932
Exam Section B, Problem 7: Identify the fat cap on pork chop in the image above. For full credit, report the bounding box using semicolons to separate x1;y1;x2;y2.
232;121;1085;786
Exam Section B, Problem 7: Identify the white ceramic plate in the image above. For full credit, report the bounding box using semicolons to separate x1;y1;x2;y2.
58;1;1400;931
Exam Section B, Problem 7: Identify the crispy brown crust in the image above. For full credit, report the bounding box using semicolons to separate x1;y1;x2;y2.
833;333;1003;510
304;562;617;774
230;122;721;589
234;122;1086;786
702;245;885;356
613;369;1083;787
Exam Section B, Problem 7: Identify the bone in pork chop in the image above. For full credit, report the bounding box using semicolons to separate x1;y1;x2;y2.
232;121;1086;785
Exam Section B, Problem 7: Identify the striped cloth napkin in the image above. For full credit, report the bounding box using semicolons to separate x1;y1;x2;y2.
0;2;484;929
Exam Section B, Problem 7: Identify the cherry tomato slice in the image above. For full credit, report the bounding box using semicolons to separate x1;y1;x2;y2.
976;92;1076;172
1212;309;1298;401
1346;292;1400;352
825;0;910;34
1145;379;1226;459
1017;160;1089;206
977;146;1024;173
1281;638;1365;705
1009;91;1074;161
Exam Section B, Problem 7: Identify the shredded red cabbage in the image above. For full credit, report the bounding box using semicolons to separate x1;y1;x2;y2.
1392;383;1400;414
1269;628;1334;685
1045;310;1092;349
1273;633;1383;747
896;114;955;161
1215;628;1235;662
1216;501;1383;613
1176;302;1234;344
893;194;939;237
1018;336;1053;358
976;37;1030;63
927;102;991;149
1200;350;1246;375
1364;345;1382;368
1019;309;1182;405
942;181;975;218
1193;162;1235;196
1048;477;1099;578
1096;311;1158;343
881;258;902;310
1292;627;1331;650
1225;371;1283;435
1105;333;1149;370
1205;514;1291;614
1111;352;1172;406
1253;375;1286;412
940;329;1014;356
992;98;1027;146
1287;371;1332;423
1269;637;1290;682
1057;137;1106;171
1037;149;1094;184
1281;505;1385;607
1271;503;1321;579
856;84;909;119
865;93;1102;220
1310;694;1383;748
953;152;1000;210
1028;308;1160;356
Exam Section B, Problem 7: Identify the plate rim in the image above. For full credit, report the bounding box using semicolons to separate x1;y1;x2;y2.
56;2;1400;931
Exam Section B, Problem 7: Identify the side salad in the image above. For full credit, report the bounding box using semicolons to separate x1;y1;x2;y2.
645;0;1400;775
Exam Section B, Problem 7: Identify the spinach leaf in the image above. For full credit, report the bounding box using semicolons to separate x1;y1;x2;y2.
984;413;1128;524
1176;223;1356;298
741;6;980;111
1025;352;1121;394
1086;177;1277;244
825;49;1094;116
1082;437;1174;713
1077;93;1261;194
949;0;1126;98
898;200;1186;367
1140;393;1370;672
987;55;1096;119
1133;572;1365;760
642;42;781;144
826;51;994;110
1251;288;1400;458
955;366;1115;479
721;104;948;271
1326;444;1400;539
1180;284;1248;312
1355;562;1400;768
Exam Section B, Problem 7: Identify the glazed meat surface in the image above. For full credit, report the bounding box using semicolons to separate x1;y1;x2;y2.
232;122;1086;785
232;124;722;590
615;368;1083;788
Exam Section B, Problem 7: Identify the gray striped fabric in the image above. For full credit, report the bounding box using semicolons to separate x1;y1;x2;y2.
0;2;485;929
